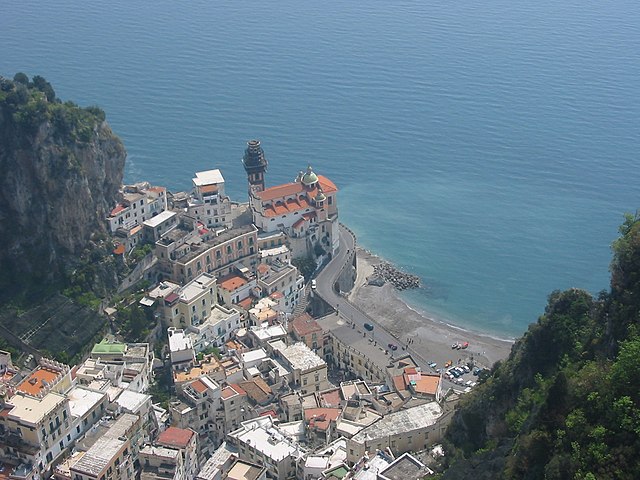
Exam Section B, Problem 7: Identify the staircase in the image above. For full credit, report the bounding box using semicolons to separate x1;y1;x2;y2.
291;288;310;318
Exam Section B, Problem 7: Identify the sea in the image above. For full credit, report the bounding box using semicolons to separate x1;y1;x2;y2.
2;0;639;339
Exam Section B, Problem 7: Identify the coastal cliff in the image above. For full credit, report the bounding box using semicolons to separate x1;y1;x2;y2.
0;74;126;296
440;214;640;479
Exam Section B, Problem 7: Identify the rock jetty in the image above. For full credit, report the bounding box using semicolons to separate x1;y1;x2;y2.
368;262;420;290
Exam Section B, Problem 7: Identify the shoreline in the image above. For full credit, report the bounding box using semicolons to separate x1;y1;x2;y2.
348;247;514;369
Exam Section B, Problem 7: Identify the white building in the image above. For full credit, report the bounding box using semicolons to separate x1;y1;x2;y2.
228;416;304;480
0;392;72;477
346;402;445;464
249;166;339;256
66;386;109;443
188;305;242;351
188;169;233;230
271;341;329;395
143;210;179;242
256;261;304;313
168;328;197;371
158;273;218;329
108;183;168;234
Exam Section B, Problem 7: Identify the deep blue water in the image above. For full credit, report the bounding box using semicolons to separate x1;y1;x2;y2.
2;0;639;338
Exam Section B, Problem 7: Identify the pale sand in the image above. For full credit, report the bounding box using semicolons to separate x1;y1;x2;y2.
348;248;513;369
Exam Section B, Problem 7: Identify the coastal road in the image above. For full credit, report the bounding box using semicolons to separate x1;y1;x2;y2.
314;225;433;370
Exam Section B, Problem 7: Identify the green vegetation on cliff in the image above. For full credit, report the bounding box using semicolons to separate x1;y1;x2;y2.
0;74;127;360
0;74;126;297
441;213;640;479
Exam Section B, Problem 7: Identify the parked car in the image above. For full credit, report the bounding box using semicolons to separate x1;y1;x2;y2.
387;343;398;351
311;279;317;289
364;323;374;331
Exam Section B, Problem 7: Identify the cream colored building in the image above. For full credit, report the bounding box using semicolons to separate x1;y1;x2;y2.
249;166;339;256
0;391;72;477
271;341;329;395
187;169;233;230
228;416;303;480
159;273;217;329
70;413;142;480
107;183;167;234
346;402;446;464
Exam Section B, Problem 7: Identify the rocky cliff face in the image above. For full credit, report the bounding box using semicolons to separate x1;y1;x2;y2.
0;75;126;294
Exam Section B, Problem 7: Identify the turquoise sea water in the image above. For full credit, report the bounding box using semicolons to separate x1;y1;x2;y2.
2;0;639;338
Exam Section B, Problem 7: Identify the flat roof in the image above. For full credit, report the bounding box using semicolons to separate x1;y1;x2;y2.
92;339;127;356
72;435;126;476
143;210;177;228
379;453;427;480
193;169;225;186
115;390;150;414
180;273;216;302
275;342;326;371
67;386;106;420
16;366;61;396
168;330;193;352
241;348;268;364
232;418;299;462
158;426;195;449
227;460;265;480
350;402;442;445
8;392;66;425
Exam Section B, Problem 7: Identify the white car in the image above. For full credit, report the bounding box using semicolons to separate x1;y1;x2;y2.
311;279;317;290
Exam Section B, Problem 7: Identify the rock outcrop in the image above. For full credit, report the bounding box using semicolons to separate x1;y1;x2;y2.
0;75;126;294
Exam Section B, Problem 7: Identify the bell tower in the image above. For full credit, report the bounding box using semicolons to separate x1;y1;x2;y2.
242;139;268;195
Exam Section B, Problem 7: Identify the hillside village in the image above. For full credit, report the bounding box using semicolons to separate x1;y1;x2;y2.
0;141;463;480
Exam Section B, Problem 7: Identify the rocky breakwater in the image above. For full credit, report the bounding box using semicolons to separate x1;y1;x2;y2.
0;74;126;295
368;262;420;290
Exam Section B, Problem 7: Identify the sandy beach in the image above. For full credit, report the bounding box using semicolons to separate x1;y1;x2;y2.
348;248;514;370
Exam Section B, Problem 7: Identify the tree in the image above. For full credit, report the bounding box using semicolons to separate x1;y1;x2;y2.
13;72;29;85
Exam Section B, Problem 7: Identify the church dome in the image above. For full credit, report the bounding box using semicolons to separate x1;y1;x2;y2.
315;190;326;203
301;165;318;187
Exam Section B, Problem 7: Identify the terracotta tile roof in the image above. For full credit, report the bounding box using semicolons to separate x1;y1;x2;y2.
158;427;195;449
269;291;284;300
319;388;341;408
221;384;246;400
17;367;61;396
164;292;180;304
410;373;440;396
219;274;248;291
292;218;306;229
317;175;338;194
238;379;272;404
199;184;218;194
264;197;311;218
302;212;316;221
113;244;126;255
257;182;304;201
305;407;341;431
110;204;126;217
291;314;322;337
148;186;166;193
260;410;277;419
257;264;270;274
235;297;253;310
392;374;407;393
190;379;208;394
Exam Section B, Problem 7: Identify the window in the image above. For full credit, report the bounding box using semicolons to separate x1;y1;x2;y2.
328;196;333;205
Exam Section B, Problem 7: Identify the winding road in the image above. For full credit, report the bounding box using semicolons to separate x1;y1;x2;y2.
314;224;432;368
